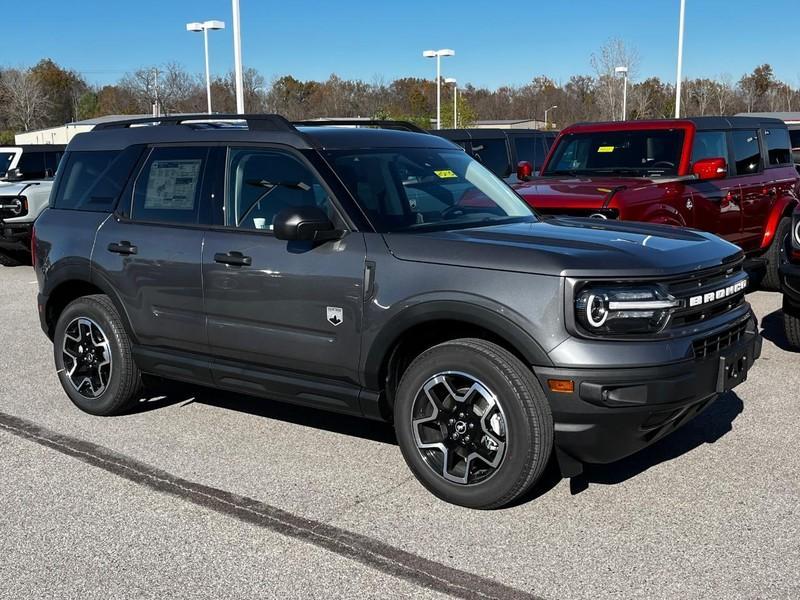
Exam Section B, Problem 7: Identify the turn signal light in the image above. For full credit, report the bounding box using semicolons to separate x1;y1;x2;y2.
548;379;575;393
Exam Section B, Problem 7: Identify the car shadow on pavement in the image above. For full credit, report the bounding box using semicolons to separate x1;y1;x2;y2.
760;308;798;352
575;390;744;489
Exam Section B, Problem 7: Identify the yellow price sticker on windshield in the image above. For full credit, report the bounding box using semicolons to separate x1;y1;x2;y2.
597;145;615;153
434;169;458;178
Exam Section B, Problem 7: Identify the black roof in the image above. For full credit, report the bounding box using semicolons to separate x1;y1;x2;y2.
433;128;555;141
688;116;787;130
0;144;67;151
66;114;458;152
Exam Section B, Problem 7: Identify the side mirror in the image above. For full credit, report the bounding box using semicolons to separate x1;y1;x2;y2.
692;157;727;181
4;168;23;182
273;205;342;242
516;160;534;181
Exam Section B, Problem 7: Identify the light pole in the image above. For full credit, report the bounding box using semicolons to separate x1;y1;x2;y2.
544;105;557;129
231;0;245;113
615;66;628;121
423;49;455;130
186;20;225;114
675;0;686;117
445;78;457;128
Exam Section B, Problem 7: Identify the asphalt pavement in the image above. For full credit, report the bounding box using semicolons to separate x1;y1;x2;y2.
0;264;797;600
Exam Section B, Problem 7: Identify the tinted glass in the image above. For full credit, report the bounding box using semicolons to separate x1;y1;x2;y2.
53;150;136;212
513;136;548;170
691;131;728;163
330;148;534;233
43;151;62;177
226;148;334;230
131;147;207;224
0;152;15;177
731;130;761;175
764;128;791;166
470;139;511;177
789;130;800;149
546;129;684;177
17;152;46;179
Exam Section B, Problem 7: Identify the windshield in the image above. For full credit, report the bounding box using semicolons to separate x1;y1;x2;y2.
328;148;535;233
545;129;685;177
0;152;15;178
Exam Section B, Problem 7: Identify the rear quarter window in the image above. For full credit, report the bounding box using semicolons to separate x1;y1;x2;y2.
763;128;792;166
53;148;142;212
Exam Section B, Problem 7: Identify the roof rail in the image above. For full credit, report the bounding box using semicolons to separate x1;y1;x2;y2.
92;113;297;132
293;119;427;134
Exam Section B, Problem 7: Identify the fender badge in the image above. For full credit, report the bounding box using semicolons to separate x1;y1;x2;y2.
327;306;343;326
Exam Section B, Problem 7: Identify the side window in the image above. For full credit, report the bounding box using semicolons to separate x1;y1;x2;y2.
763;128;792;166
691;131;728;164
131;147;208;224
731;130;762;175
43;151;62;178
17;152;46;178
471;139;511;177
53;149;141;212
226;148;334;231
513;137;542;169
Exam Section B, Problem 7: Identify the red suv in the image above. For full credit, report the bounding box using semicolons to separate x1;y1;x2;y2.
515;117;799;289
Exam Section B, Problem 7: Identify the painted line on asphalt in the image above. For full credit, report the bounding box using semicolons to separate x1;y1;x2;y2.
0;411;543;600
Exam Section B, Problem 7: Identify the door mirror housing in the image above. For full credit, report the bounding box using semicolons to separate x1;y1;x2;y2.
692;157;727;181
273;205;342;242
4;168;23;182
516;160;534;181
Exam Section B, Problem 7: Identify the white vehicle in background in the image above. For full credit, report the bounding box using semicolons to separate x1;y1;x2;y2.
0;145;65;266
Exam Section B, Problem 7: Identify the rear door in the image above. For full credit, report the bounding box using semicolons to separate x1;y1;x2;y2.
93;145;210;356
730;129;768;251
687;130;743;244
201;146;366;387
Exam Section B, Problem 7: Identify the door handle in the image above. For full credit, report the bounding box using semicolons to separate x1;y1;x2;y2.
214;251;252;266
107;241;138;255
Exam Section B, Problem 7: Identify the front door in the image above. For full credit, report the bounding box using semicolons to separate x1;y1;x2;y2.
201;146;366;387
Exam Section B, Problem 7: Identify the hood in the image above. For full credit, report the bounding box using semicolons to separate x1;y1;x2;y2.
0;180;50;195
383;218;742;278
514;176;655;213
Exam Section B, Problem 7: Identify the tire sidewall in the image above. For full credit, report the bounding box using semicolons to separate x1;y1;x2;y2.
394;343;541;508
53;298;131;415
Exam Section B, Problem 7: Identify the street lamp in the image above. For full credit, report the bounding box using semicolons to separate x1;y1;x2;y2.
615;66;628;121
544;105;557;129
186;20;225;114
674;0;686;117
444;78;457;128
423;48;455;130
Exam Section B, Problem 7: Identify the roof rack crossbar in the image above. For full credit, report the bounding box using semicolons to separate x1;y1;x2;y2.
92;114;297;132
293;119;427;134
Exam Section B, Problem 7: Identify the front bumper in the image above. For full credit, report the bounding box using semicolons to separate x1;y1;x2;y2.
0;221;32;251
535;313;761;470
780;261;800;308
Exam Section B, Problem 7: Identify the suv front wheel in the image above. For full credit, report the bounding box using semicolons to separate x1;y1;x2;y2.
394;338;553;509
763;216;791;291
53;294;143;415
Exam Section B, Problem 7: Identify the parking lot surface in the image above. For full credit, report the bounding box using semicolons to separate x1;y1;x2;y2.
1;264;798;600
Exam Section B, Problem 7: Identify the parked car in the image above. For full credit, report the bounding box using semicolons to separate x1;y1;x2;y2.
736;112;800;170
430;128;557;181
0;144;65;265
33;114;760;508
781;207;800;348
514;117;799;290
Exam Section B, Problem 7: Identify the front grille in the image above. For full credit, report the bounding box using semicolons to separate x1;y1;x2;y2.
692;319;748;359
665;259;747;329
0;195;26;220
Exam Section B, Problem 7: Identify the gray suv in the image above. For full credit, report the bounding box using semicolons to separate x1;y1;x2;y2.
33;115;761;508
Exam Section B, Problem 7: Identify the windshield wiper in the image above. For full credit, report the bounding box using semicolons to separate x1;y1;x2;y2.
238;179;311;226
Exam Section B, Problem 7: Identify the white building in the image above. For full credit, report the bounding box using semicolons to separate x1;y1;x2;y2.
14;115;157;145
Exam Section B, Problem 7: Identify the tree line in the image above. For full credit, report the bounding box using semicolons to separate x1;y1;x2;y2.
1;38;798;143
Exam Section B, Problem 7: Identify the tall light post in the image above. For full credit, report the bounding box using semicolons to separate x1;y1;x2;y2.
423;48;455;130
445;77;457;128
186;20;225;114
231;0;245;113
675;0;686;117
544;105;557;129
615;66;628;121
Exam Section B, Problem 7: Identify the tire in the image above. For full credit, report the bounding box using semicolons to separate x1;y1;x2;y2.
784;299;800;350
762;216;791;291
394;338;553;509
53;294;143;415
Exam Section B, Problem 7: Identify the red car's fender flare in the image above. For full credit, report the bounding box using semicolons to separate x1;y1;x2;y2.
761;195;798;249
637;203;687;227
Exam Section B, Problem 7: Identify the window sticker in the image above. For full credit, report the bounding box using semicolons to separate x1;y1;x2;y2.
597;146;615;153
434;169;458;179
144;159;202;210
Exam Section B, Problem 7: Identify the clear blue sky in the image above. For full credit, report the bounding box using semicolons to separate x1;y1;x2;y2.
4;0;798;89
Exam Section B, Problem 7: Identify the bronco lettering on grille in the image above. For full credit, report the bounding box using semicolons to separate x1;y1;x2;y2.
688;279;747;307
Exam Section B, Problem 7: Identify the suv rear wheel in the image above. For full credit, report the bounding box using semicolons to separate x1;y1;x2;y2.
763;216;791;291
53;294;143;415
394;338;553;509
784;298;800;350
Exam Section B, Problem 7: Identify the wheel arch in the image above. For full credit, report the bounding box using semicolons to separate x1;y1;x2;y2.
760;195;798;250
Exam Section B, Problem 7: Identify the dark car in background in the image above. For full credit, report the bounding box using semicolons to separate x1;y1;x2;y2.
737;112;800;170
430;128;556;181
515;117;799;289
781;207;800;348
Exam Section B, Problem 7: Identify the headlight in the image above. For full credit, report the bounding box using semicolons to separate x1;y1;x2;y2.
575;285;679;335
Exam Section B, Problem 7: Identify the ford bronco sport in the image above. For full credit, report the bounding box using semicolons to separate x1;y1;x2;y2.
33;115;761;508
515;117;799;290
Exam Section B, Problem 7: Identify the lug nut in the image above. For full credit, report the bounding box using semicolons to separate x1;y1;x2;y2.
448;418;455;425
468;423;474;429
451;433;459;440
458;412;465;418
